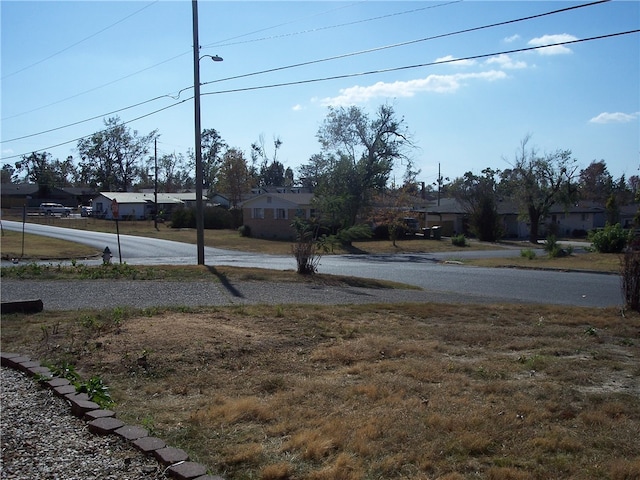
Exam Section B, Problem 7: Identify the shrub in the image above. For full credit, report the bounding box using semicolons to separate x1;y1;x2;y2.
238;225;251;237
544;235;564;258
621;234;640;312
171;206;234;230
451;234;467;247
521;249;536;260
588;223;630;253
372;224;390;240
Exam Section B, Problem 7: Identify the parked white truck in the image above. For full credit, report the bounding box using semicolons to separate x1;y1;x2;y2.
39;203;72;216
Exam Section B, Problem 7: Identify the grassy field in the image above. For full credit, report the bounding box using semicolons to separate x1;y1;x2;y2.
2;303;639;479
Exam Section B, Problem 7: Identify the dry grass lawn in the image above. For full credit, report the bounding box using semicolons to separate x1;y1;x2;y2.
2;302;639;479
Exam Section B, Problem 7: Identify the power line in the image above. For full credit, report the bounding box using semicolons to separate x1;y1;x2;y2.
201;1;461;49
0;0;380;121
198;31;639;97
1;1;159;80
3;29;636;162
3;0;612;143
200;0;611;89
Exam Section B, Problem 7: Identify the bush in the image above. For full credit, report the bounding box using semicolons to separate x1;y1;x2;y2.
171;206;233;230
372;224;390;240
588;223;631;253
622;235;640;312
238;225;251;237
521;249;536;260
451;234;467;247
543;235;564;258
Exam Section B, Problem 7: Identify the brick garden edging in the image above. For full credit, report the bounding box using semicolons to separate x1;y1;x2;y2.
1;351;223;480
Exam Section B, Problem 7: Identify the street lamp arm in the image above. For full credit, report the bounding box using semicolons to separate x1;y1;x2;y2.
200;54;224;62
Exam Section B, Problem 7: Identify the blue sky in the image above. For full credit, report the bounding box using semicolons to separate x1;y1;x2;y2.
2;0;639;189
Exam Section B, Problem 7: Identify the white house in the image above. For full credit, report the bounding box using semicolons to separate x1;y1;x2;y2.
92;192;197;220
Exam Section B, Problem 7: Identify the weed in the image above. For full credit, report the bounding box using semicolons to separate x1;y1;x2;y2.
140;414;157;436
584;326;598;336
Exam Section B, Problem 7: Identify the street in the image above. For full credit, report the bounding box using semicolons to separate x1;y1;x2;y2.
1;220;622;308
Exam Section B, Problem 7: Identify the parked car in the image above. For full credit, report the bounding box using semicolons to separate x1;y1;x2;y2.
39;202;72;217
402;217;420;235
80;206;93;217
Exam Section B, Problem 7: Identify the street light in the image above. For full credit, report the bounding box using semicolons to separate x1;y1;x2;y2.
192;0;223;265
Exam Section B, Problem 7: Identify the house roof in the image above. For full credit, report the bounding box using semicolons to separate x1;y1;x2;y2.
97;192;194;205
0;183;40;196
241;192;314;207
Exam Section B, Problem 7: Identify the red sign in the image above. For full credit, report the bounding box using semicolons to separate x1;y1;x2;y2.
111;199;119;218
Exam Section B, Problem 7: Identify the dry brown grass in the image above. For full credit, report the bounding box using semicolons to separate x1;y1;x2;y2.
2;302;638;479
0;229;98;260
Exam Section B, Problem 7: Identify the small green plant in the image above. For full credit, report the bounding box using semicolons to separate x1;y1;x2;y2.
48;361;81;383
521;248;536;260
451;234;467;247
77;376;114;408
584;326;598;336
140;414;157;436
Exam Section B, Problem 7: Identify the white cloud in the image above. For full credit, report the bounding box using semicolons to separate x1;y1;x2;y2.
1;148;15;157
504;34;520;43
486;54;527;69
434;55;477;67
292;104;303;111
528;34;577;55
319;71;507;106
589;112;640;124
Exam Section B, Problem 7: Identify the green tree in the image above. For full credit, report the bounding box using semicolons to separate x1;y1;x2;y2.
77;117;157;191
450;168;503;242
200;128;227;197
1;164;15;183
578;160;613;203
14;152;74;187
217;148;254;207
314;104;413;227
503;136;578;243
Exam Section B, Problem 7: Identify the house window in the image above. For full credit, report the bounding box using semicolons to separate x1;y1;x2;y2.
253;208;264;219
276;208;287;219
267;196;272;204
295;208;306;218
581;213;588;221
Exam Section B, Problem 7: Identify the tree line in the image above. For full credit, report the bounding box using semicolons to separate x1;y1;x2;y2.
3;105;638;243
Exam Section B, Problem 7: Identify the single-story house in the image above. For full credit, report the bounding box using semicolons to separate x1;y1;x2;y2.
241;192;315;240
1;184;97;211
419;198;612;239
92;192;199;220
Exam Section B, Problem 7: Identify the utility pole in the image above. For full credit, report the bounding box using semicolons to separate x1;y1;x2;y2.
154;138;158;230
192;0;205;265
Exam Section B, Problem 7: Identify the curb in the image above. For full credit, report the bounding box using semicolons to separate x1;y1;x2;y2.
1;351;223;480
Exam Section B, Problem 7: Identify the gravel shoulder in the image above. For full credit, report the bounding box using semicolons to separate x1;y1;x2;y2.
1;367;167;480
0;279;509;310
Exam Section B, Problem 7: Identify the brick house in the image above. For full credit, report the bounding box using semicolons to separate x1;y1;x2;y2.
241;192;314;240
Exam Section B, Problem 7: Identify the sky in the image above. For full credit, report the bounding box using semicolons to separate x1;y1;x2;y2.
2;0;639;190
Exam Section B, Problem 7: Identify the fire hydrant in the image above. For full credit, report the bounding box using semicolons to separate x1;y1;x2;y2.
102;246;112;265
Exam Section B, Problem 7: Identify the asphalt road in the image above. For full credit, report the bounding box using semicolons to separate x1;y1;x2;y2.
1;220;622;308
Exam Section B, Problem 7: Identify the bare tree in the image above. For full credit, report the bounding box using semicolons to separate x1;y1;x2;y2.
503;135;578;243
